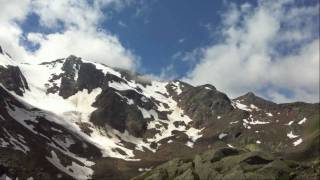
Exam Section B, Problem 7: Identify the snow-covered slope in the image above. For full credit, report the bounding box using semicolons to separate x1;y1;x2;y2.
0;48;319;180
0;54;206;179
14;56;203;159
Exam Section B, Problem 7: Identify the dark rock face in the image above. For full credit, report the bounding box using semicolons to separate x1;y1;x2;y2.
48;56;160;137
0;46;3;54
91;88;147;137
166;80;193;97
58;55;81;98
177;84;234;127
77;62;105;92
0;65;29;96
52;55;106;98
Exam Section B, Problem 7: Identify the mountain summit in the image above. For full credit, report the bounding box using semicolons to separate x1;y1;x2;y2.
0;49;319;179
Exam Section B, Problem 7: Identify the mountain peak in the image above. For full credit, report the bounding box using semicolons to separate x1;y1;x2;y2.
0;52;319;180
235;91;277;109
244;91;256;97
201;84;217;91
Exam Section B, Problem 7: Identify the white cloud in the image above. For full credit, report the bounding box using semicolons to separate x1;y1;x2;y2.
0;23;30;61
28;29;138;70
0;0;30;23
118;21;127;27
31;0;102;30
0;0;139;70
184;0;319;103
159;64;178;80
0;0;31;60
178;38;185;43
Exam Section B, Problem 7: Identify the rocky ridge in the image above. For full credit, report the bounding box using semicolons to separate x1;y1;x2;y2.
0;46;319;180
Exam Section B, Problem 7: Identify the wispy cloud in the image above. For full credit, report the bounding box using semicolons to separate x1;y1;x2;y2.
118;20;127;28
178;38;185;44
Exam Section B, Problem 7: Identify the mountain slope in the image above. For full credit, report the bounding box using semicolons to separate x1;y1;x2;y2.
134;146;319;180
0;46;319;179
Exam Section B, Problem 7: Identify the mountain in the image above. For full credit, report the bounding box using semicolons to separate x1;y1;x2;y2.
0;46;319;180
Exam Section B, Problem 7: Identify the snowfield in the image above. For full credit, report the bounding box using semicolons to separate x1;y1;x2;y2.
4;57;204;163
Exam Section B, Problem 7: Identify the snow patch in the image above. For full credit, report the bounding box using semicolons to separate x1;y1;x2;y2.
185;141;194;148
287;131;299;139
230;121;239;124
2;128;30;154
218;133;228;139
233;101;252;112
46;151;94;180
171;81;182;95
266;112;273;117
0;52;16;67
138;167;152;172
286;121;294;126
293;138;303;146
227;144;234;148
0;174;13;180
250;104;260;110
298;117;307;125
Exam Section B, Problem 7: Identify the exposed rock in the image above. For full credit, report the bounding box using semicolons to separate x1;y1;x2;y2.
234;92;277;109
134;147;320;180
0;54;319;180
77;62;105;92
91;88;147;137
0;65;29;96
177;84;234;127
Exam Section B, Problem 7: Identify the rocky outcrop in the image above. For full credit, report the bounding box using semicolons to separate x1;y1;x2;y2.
58;55;107;98
90;88;148;137
0;65;29;96
177;84;234;127
134;146;320;180
234;92;277;109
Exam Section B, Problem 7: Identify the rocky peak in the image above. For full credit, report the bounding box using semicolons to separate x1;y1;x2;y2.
62;55;82;77
47;55;108;98
200;84;217;91
244;91;256;97
235;92;276;109
177;84;234;127
0;52;319;180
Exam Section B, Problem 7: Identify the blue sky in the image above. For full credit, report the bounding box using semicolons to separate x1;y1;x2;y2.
0;0;319;102
102;0;226;76
17;0;257;77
